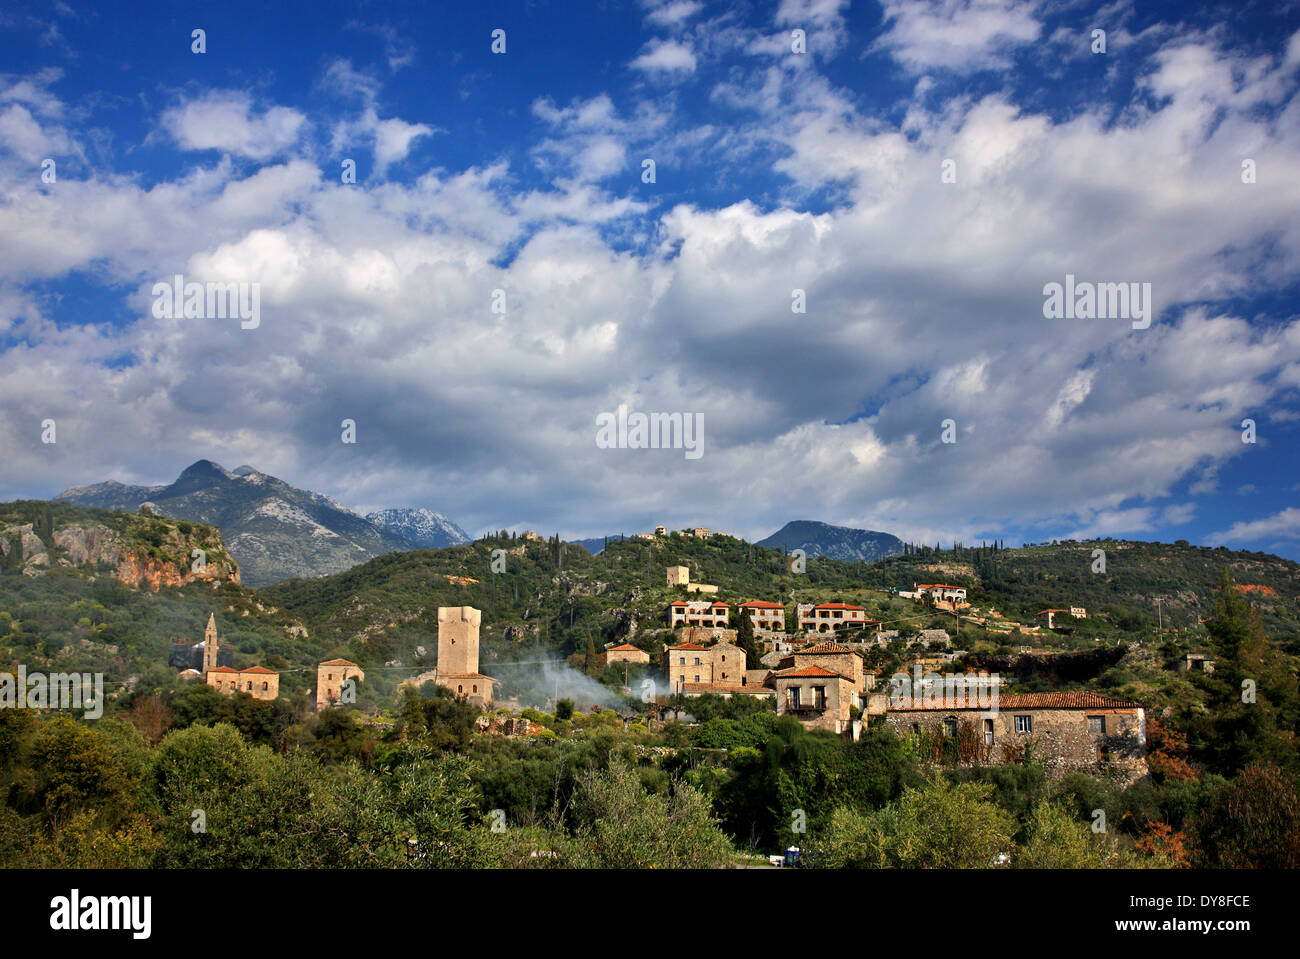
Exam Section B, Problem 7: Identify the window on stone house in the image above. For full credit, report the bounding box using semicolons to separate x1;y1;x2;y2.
943;717;957;737
679;657;685;665
1088;715;1106;734
983;718;994;745
1015;715;1033;733
246;681;253;690
262;682;269;691
473;685;478;693
457;685;463;693
911;722;920;734
694;675;700;683
694;657;701;665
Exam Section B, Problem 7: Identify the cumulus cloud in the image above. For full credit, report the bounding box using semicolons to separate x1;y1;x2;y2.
630;38;697;74
1;21;1299;559
161;91;306;159
874;0;1043;73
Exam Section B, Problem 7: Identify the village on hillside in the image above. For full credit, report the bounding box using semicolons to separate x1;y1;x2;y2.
168;525;1156;787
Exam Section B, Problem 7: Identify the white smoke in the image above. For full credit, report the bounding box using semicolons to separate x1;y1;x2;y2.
492;659;624;711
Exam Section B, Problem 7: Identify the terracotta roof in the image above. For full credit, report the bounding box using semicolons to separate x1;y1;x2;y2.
890;691;1140;711
240;666;276;674
441;672;501;682
739;600;784;608
814;603;865;611
1036;609;1068;615
606;643;642;651
775;665;844;679
205;666;238;674
668;600;689;607
667;643;711;650
797;641;859;655
319;658;359;666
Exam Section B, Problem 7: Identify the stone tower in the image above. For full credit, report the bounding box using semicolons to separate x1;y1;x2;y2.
437;606;480;677
202;613;219;674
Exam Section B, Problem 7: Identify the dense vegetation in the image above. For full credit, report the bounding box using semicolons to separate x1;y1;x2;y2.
1;505;1298;868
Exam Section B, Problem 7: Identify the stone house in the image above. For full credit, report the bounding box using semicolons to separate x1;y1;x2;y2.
316;658;365;711
207;665;279;701
776;641;869;694
737;600;786;631
885;691;1148;784
773;665;859;737
602;642;650;666
668;600;729;628
796;602;879;633
664;641;746;691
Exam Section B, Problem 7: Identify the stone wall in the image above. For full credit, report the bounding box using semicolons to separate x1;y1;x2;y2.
885;705;1147;783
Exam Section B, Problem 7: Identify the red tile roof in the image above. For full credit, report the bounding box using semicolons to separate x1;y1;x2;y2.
775;665;844;679
606;643;641;651
667;643;710;650
319;658;359;666
205;666;238;673
240;666;276;674
889;691;1140;711
815;603;865;611
797;641;859;655
740;600;784;608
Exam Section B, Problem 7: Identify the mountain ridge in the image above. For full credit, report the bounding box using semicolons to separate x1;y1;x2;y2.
54;461;454;588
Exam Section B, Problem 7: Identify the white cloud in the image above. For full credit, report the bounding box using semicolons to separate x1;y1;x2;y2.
1;27;1299;556
875;0;1043;73
1211;508;1300;544
630;38;697;74
161;91;306;159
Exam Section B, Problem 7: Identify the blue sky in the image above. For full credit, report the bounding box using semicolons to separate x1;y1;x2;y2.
2;0;1300;559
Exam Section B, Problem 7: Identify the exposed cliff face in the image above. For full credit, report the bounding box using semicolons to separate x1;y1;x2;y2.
53;525;121;565
0;514;239;592
113;549;239;590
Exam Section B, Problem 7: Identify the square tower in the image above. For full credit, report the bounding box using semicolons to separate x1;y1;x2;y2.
437;606;481;677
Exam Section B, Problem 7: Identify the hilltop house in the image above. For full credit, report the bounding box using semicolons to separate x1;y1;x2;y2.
667;565;718;594
737;600;786;631
1035;609;1076;629
668;600;729;628
916;584;968;605
796;602;880;633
